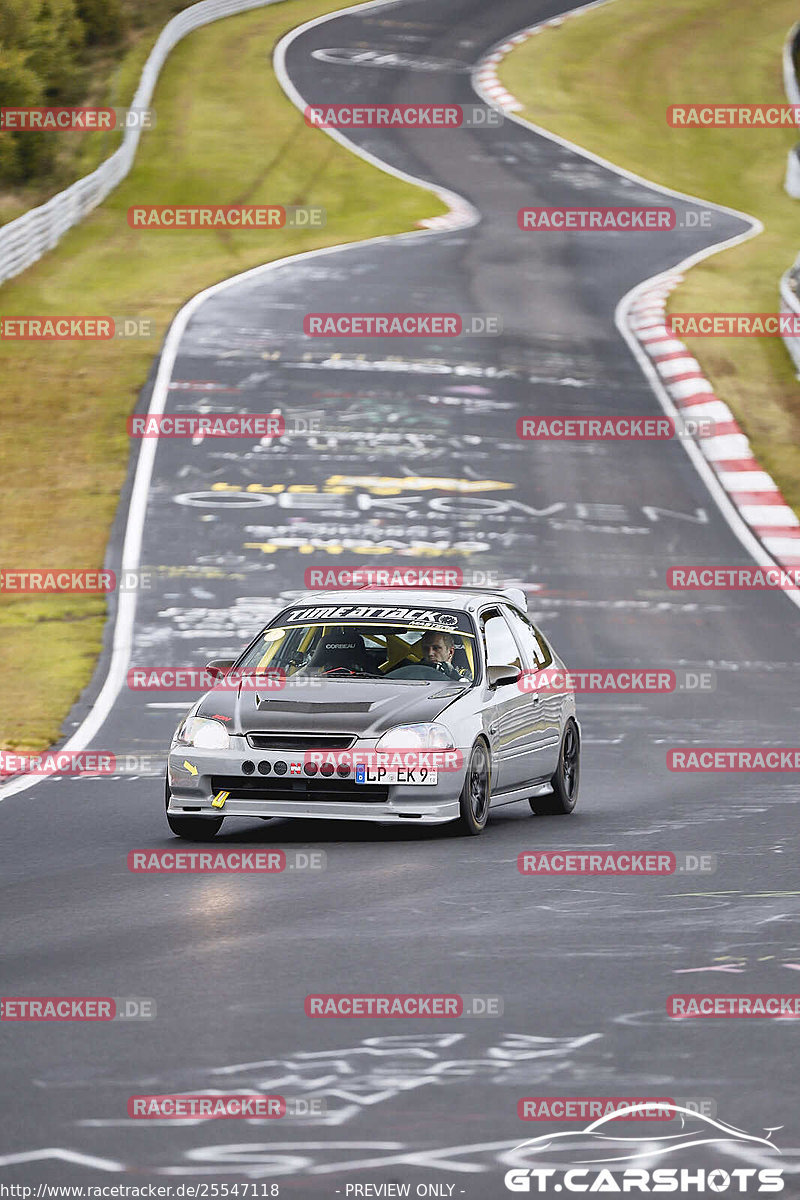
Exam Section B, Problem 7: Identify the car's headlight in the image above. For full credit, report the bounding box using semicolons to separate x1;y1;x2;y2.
376;723;455;751
174;716;230;751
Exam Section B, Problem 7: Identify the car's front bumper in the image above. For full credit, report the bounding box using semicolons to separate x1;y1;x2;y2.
167;743;466;825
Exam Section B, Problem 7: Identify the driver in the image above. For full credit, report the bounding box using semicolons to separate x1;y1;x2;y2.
416;631;462;680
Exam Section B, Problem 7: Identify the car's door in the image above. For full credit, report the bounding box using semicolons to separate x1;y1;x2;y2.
503;605;562;780
479;607;530;793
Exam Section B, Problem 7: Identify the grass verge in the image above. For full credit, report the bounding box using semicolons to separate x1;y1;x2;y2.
0;0;446;752
498;0;800;508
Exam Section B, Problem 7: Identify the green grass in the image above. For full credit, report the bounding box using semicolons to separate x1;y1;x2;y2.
0;0;446;752
499;0;800;508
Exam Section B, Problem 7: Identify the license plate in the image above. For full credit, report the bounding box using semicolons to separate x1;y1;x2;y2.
355;765;437;786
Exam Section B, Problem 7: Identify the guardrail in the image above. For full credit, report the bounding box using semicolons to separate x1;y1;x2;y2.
780;258;800;374
0;0;272;288
783;20;800;197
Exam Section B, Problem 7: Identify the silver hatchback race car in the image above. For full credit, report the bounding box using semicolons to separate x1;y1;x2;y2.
165;586;580;838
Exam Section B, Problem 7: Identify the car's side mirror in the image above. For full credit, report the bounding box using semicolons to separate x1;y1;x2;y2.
487;664;522;688
205;658;235;681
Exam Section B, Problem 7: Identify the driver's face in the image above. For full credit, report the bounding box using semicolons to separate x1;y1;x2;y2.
420;635;453;664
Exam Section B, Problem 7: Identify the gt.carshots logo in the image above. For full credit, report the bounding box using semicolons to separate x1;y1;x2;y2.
504;1168;784;1193
503;1106;783;1192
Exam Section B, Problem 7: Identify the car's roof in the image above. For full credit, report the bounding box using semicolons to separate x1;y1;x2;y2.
289;586;525;613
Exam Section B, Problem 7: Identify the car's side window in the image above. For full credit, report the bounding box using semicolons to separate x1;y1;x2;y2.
481;609;522;669
504;606;553;669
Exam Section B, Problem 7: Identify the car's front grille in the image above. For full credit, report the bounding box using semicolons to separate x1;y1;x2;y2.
245;732;356;751
211;775;390;804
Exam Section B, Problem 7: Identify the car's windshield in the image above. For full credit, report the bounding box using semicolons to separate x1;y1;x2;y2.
235;605;478;684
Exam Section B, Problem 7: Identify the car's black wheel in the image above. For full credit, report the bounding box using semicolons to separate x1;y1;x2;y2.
455;742;491;836
530;719;580;815
165;774;223;841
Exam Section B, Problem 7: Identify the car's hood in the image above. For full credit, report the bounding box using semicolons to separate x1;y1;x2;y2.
196;677;467;739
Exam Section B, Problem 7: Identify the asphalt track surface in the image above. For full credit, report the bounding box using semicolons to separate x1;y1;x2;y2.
2;0;800;1193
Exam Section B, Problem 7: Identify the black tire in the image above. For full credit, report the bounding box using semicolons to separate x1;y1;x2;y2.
165;773;223;841
455;742;491;836
530;719;580;815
